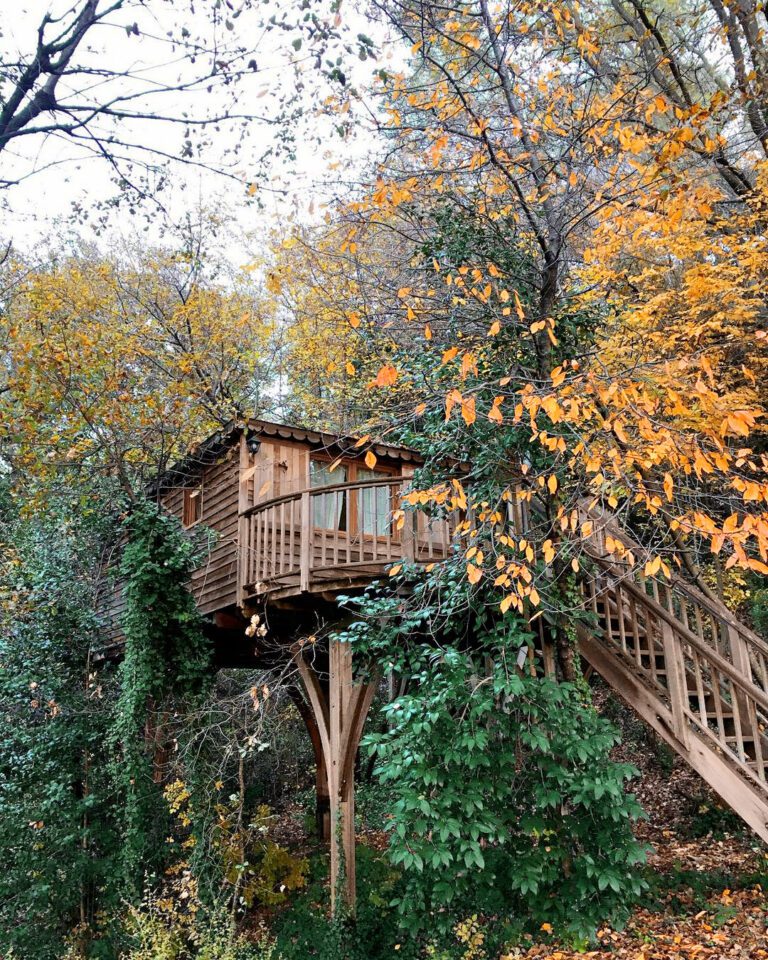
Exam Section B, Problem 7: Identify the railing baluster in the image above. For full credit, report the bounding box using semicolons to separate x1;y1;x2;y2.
289;498;296;575
661;620;689;745
615;583;628;655
300;491;310;591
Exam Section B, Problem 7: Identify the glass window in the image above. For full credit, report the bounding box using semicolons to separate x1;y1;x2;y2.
310;460;347;530
356;467;392;536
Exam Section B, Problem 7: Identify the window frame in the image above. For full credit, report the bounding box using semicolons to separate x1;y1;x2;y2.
182;486;203;528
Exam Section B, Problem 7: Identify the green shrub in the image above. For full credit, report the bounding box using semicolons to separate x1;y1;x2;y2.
338;568;648;944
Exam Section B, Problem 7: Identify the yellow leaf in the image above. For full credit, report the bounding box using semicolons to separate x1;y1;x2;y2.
500;595;514;614
466;562;482;584
354;434;370;448
488;320;501;336
547;475;558;494
424;323;432;340
346;361;356;375
644;555;662;576
365;451;378;469
389;564;403;577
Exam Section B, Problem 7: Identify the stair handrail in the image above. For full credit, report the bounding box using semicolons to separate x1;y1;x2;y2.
586;560;768;715
578;502;768;661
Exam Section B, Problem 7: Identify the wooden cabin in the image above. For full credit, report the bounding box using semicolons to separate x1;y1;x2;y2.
101;418;455;647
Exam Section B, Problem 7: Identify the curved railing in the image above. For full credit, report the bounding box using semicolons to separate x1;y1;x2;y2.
239;477;456;597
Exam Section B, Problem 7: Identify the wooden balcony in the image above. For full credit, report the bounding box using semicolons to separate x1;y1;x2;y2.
238;476;455;602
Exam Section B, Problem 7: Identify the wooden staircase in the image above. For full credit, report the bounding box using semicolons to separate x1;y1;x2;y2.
575;511;768;842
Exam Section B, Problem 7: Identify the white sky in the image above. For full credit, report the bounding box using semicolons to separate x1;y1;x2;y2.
0;0;395;260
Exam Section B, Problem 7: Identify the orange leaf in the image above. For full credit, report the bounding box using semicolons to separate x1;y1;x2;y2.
373;364;398;388
466;562;482;584
488;397;504;423
461;396;476;425
365;451;377;469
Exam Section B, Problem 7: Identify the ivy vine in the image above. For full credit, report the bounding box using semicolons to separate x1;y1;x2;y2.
112;499;213;894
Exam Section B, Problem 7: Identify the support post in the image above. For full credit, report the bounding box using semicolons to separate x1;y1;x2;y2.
292;638;376;915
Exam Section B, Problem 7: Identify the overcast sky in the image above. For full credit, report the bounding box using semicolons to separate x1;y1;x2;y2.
1;0;393;259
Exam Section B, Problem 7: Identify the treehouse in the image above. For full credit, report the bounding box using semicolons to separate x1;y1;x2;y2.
99;418;459;912
99;417;768;914
102;418;455;648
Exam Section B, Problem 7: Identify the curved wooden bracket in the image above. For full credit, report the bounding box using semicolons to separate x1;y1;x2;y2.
291;637;376;914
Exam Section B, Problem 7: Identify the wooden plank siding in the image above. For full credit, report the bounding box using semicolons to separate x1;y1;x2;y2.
166;446;241;615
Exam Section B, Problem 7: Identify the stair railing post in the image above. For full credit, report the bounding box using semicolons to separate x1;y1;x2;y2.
661;619;690;747
728;624;758;750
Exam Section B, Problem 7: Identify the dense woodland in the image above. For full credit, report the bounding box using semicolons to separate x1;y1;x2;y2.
2;0;768;957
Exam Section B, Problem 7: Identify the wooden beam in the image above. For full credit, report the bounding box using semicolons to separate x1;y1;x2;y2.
288;685;331;840
292;637;375;914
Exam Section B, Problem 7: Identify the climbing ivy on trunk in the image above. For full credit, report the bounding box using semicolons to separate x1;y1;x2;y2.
112;500;213;895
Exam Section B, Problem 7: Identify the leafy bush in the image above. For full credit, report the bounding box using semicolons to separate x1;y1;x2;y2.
273;848;420;960
120;886;275;960
338;566;648;944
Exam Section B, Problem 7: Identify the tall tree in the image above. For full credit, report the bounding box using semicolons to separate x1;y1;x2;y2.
321;0;768;609
0;217;278;493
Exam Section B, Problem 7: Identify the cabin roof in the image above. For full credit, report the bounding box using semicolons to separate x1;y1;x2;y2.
151;417;422;492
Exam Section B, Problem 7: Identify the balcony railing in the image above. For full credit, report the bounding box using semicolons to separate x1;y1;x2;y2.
239;477;456;598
